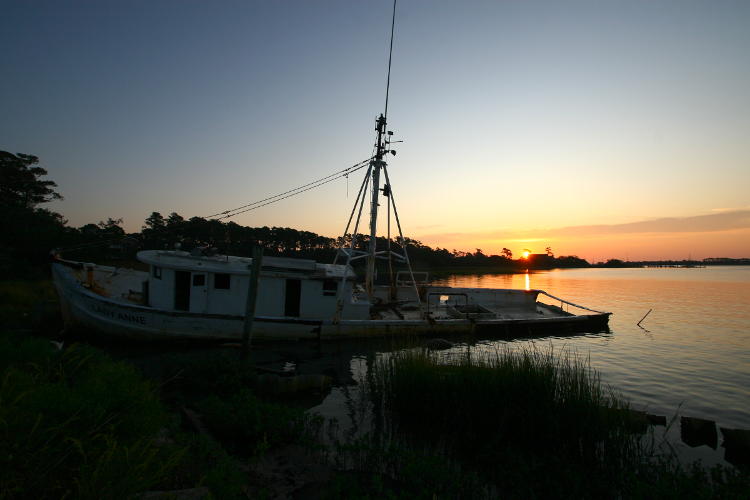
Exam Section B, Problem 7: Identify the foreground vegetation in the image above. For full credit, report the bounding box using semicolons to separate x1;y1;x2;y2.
2;332;749;498
0;334;175;498
0;334;251;498
367;348;638;497
342;348;750;499
0;332;327;499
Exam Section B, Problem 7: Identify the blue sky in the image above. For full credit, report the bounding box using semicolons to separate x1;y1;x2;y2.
2;0;749;259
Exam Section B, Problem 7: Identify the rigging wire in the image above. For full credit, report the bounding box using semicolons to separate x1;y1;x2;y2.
205;157;373;219
383;0;397;122
213;163;370;220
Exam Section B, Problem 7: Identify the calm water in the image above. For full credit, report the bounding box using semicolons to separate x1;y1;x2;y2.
431;266;750;429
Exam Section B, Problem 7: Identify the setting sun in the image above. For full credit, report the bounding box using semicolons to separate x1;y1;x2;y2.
521;249;531;259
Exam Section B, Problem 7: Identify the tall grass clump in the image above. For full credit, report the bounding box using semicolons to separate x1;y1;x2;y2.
365;345;644;498
0;280;59;332
0;333;183;499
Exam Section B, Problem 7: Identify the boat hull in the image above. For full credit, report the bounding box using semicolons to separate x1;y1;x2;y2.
52;263;610;342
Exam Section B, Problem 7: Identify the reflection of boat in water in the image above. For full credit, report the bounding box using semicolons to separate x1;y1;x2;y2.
51;15;610;343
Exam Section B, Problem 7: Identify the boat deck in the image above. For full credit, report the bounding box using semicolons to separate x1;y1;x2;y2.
74;265;149;304
372;301;571;321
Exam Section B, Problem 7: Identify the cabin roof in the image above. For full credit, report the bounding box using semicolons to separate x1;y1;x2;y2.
136;250;355;278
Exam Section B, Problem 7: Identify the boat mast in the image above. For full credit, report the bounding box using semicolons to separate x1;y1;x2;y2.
366;0;397;296
333;0;421;318
365;114;387;296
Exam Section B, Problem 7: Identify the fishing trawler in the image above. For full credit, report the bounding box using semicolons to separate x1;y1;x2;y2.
50;248;610;342
50;7;611;342
51;113;610;342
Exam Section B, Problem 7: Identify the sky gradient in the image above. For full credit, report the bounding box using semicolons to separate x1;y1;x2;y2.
2;0;748;260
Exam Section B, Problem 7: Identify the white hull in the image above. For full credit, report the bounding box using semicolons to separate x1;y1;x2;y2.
52;262;610;342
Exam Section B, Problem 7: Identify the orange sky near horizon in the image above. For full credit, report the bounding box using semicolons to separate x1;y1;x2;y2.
415;229;750;263
413;211;750;262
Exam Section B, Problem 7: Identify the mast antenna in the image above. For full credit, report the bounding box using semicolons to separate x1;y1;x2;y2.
384;0;397;122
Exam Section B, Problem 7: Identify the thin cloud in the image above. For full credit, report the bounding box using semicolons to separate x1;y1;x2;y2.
410;224;445;231
711;206;750;213
415;210;750;243
546;210;750;237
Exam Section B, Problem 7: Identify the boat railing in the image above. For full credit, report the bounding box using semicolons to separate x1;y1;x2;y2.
396;270;429;286
536;290;609;315
49;251;84;269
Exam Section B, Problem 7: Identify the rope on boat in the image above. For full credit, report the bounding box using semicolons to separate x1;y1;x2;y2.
205;156;374;220
536;291;609;315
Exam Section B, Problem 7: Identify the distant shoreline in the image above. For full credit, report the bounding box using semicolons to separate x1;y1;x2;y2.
416;260;750;275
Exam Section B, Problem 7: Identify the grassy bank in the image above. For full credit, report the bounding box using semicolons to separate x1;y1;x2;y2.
0;334;182;498
0;279;319;497
0;333;318;498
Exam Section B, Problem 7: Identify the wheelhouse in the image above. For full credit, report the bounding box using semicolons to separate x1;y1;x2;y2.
137;250;369;319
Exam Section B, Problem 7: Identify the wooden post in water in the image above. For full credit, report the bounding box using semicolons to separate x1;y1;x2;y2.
241;246;263;361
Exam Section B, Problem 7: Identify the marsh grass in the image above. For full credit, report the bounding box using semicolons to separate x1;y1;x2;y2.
321;436;490;499
150;350;315;460
154;349;258;405
160;432;247;499
358;345;750;498
0;334;200;499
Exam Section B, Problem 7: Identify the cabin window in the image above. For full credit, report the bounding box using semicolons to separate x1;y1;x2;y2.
214;273;231;289
192;274;205;286
323;279;338;296
152;266;162;279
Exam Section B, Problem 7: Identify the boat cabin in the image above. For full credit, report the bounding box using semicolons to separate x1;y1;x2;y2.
137;250;370;320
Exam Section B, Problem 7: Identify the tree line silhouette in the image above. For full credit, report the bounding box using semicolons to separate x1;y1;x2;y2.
1;151;590;278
